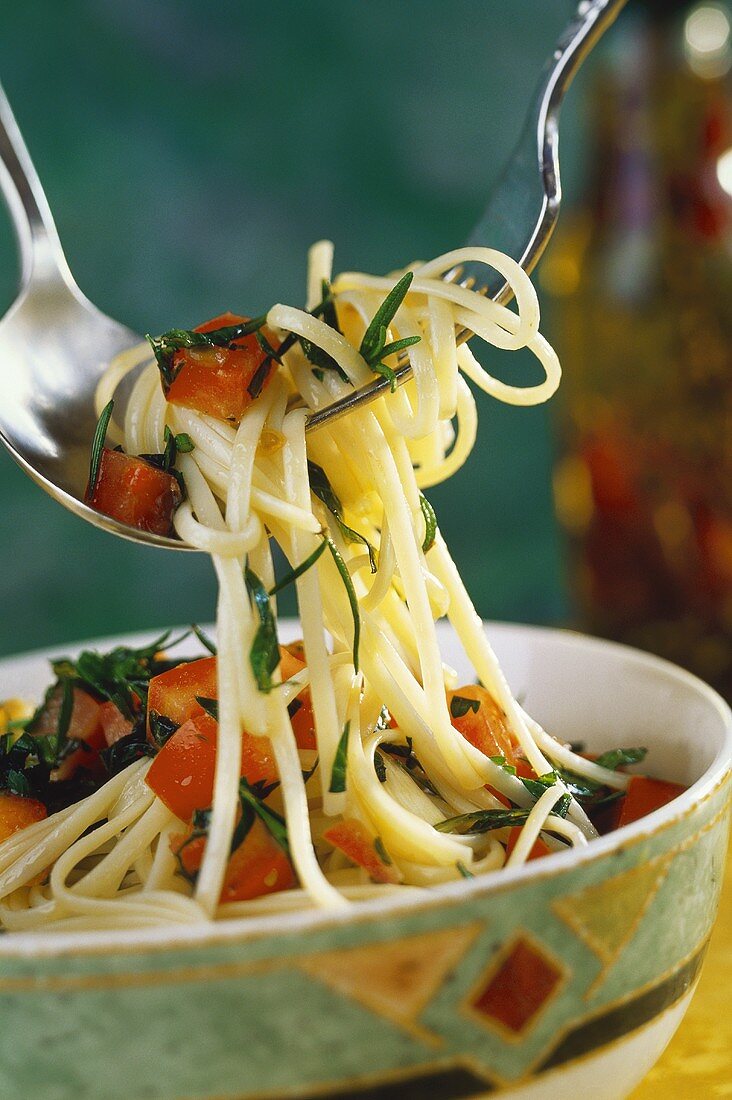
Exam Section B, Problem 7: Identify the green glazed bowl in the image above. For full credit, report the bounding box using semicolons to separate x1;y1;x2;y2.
0;623;729;1100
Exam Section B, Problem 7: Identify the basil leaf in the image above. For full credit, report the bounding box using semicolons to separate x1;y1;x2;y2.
329;721;350;794
239;778;290;855
269;539;328;597
101;729;154;776
419;493;437;554
594;747;648;772
373;837;392;865
325;538;360;672
245;567;280;692
195;697;219;721
86;399;114;497
450;695;480;719
148;711;179;749
307;462;377;573
374;750;387;783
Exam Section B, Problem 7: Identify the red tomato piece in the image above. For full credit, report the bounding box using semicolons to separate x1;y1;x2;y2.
30;686;105;780
322;818;401;884
505;826;552;862
98;701;134;747
0;791;46;843
85;448;182;536
165;313;278;422
616;776;686;828
147;656;218;737
448;684;518;765
145;711;278;822
170;816;295;903
281;640;318;750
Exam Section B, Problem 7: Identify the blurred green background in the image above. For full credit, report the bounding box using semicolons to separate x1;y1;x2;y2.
0;0;597;658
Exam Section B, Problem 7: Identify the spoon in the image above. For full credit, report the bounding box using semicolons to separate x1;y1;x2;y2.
0;0;626;552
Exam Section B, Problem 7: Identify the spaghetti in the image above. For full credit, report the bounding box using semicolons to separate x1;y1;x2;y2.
0;243;682;933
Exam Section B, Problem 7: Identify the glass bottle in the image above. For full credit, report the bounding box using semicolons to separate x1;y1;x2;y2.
546;1;732;696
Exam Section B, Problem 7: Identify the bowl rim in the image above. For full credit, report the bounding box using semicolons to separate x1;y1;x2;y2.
0;621;730;959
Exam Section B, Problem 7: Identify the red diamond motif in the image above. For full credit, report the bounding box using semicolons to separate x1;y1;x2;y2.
471;935;563;1035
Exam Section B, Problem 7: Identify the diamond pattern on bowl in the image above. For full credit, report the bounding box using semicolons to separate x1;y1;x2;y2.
470;935;564;1035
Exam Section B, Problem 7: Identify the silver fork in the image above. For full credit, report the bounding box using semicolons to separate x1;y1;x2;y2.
0;0;626;552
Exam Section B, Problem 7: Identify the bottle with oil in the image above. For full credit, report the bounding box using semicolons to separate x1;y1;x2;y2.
547;1;732;695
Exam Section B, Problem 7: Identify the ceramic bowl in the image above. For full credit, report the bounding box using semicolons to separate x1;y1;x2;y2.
0;623;729;1100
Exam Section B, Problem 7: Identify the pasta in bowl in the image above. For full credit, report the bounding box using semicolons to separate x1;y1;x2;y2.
0;622;727;1100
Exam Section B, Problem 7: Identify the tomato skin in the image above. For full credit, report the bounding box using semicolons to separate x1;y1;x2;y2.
0;791;46;842
98;701;134;747
86;448;182;536
147;656;218;738
505;827;552;862
448;684;518;765
281;641;317;750
145;711;278;822
616;776;686;828
165;313;277;422
30;685;105;780
322;818;401;884
171;815;295;903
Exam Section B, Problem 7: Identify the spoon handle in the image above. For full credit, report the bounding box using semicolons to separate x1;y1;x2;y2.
0;81;74;291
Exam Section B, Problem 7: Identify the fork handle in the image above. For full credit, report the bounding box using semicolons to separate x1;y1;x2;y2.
0;82;74;291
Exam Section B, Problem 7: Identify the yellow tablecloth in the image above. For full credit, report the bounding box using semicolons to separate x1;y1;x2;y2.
631;838;732;1097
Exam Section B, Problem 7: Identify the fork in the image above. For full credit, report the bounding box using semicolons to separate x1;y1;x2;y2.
0;0;626;551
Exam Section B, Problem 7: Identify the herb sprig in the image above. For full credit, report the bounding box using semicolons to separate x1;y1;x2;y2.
358;272;421;391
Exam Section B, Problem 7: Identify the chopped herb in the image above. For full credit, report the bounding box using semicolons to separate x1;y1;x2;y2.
457;860;475;879
358;272;421;391
595;747;648;771
51;631;175;720
373;836;392;865
435;796;570;834
147;317;268;390
245;567;280;692
247;355;274;400
381;738;441;798
147;711;179;749
287;697;303;720
489;754;517;776
450;695;481;719
302;755;320;784
191;624;217;656
86;399;115;496
325;537;361;672
195;697;219;722
255;330;283;365
26;679;75;769
101;726;154;776
308;462;377;573
269;539;328;597
5;769;31;797
239;778;290;854
419;493;437;554
329;721;350;794
374;750;387;783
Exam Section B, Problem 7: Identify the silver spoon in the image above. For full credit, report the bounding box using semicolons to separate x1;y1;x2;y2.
0;0;626;552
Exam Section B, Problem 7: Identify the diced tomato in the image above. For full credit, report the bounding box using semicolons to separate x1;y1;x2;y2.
170;815;295;903
165;313;278;422
288;692;317;751
30;685;105;780
505;827;552;862
322;818;401;884
145;711;278;822
147;656;218;738
85;448;182;536
486;785;511;809
0;791;46;843
448;684;518;765
615;776;686;828
98;701;134;747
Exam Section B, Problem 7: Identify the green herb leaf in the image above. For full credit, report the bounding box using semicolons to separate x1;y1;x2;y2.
51;632;174;720
195;697;219;721
358;272;420;391
329;721;350;793
239;778;290;854
308;462;377;573
147;318;268;390
6;769;31;797
269;539;328;597
101;726;154;776
86;399;114;497
245;567;280;692
419;493;437;554
147;711;179;749
450;695;481;719
435;793;571;834
325;538;360;672
594;747;648;771
373;836;392;865
374;750;387;783
191;624;217;656
457;860;475;879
